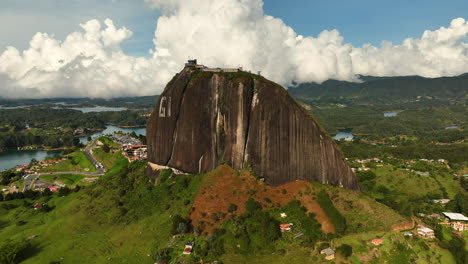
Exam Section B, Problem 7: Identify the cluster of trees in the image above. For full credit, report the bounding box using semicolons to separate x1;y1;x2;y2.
317;190;347;235
0;131;79;151
0;186;76;202
0;169;22;185
221;198;281;255
1;108;148;130
0;108;149;150
281;200;324;244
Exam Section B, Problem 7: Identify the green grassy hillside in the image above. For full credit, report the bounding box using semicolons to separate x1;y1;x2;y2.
0;152;461;263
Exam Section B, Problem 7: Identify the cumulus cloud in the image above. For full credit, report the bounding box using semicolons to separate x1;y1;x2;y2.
148;0;468;85
1;0;468;98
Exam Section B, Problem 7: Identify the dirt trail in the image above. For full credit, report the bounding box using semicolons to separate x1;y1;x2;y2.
190;165;335;233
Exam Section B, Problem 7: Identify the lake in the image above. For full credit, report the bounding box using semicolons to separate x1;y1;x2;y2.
333;131;355;140
384;112;399;117
0;150;63;171
78;125;146;144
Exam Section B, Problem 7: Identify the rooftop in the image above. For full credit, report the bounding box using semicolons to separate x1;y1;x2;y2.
443;212;468;221
418;226;434;233
321;247;335;255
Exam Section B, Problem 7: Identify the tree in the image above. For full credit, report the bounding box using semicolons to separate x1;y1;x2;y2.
102;144;110;153
58;186;71;197
245;198;261;214
228;203;238;213
170;215;190;235
337;244;353;258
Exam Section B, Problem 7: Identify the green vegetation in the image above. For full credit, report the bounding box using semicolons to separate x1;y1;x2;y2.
317;190;346;235
0;106;149;150
0;169;22;185
40;152;95;173
39;174;85;186
0;239;32;264
92;147;126;172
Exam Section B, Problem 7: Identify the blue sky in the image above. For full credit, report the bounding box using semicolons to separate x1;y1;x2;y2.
263;0;468;46
1;0;467;57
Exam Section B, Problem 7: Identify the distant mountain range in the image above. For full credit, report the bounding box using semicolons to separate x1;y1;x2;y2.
288;74;468;102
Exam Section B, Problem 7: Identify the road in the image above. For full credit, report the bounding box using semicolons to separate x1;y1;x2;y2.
22;139;106;191
84;139;105;175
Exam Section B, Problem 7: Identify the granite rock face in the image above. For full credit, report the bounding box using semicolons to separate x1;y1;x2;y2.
147;67;359;190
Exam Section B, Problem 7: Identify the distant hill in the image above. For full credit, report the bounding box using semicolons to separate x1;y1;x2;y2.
288;74;468;102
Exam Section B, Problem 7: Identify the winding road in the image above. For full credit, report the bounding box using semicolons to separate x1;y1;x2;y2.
22;139;106;191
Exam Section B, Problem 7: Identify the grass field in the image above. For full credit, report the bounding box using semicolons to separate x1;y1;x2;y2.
92;148;126;172
373;166;441;198
321;185;408;233
98;136;120;148
39;152;95;173
39;174;85;186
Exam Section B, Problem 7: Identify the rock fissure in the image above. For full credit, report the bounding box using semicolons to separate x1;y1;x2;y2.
165;75;191;166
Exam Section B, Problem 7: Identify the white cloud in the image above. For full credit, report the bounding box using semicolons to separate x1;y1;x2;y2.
148;0;468;85
1;0;468;98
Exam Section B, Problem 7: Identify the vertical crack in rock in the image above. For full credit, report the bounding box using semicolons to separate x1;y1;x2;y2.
165;76;191;166
241;81;254;167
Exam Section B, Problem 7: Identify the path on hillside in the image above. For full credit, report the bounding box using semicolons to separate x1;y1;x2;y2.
23;139;105;191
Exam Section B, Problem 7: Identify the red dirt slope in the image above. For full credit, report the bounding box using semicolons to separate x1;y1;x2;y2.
189;165;335;234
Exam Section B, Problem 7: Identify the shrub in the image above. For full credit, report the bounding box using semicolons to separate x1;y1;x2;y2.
170;215;191;235
337;244;353;258
0;240;31;264
245;198;261;214
228;203;238;213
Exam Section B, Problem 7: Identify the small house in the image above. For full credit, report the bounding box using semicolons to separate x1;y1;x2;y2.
280;223;293;232
417;226;435;238
183;241;194;255
442;212;468;231
320;247;335;260
370;238;383;246
33;203;45;210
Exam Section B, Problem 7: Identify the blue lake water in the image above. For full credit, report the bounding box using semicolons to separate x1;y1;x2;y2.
333;131;355;140
78;125;146;144
0;150;63;171
384;112;399;117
